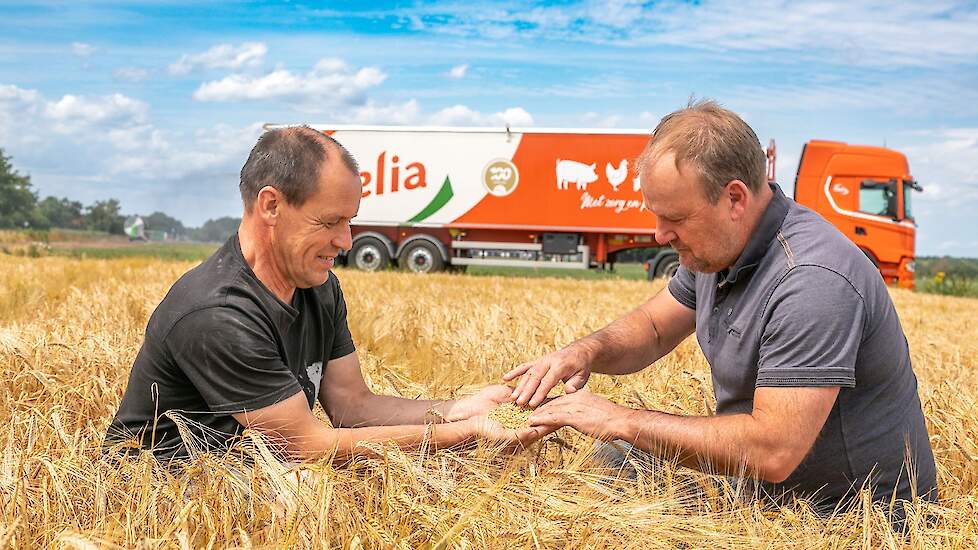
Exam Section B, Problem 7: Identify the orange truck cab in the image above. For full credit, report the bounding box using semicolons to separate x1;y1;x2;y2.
792;140;921;289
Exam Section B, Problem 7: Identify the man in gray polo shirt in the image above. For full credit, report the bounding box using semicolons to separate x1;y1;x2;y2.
505;100;937;518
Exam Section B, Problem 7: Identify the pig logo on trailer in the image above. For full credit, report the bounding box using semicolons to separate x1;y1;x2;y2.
606;159;628;191
556;159;598;190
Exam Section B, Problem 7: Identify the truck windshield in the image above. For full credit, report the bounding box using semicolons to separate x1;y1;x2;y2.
859;179;898;219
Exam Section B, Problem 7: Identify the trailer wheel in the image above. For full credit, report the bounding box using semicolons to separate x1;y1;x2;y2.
399;240;444;273
350;237;390;271
653;251;681;279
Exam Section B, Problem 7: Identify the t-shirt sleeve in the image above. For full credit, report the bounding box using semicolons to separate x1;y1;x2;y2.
756;266;864;388
329;275;357;360
165;308;303;413
667;265;697;310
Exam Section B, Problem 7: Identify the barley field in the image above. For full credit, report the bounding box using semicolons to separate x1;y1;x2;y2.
1;255;977;549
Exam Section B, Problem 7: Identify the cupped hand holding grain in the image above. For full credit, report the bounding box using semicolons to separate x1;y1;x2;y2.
444;384;515;422
504;345;592;408
467;412;555;450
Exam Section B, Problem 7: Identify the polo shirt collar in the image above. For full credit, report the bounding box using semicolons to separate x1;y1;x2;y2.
719;183;790;288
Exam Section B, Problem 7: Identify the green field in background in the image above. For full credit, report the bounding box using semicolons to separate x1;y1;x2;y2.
49;243;219;262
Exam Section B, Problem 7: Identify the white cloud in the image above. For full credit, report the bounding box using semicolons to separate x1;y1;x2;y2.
71;42;96;57
338;99;423;125
0;84;42;144
429;104;533;127
169;42;267;75
584;0;644;28
44;93;148;133
581;112;623;128
107;122;262;179
638;111;659;124
393;1;978;67
900;128;978;204
193;58;386;106
114;67;150;82
447;64;469;79
314;98;533;128
937;239;978;253
0;82;258;187
0;84;40;112
639;1;978;67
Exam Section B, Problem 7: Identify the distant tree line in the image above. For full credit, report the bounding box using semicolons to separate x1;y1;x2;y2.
0;148;239;242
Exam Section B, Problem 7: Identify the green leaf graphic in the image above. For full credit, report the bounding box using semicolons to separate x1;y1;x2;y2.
407;175;454;223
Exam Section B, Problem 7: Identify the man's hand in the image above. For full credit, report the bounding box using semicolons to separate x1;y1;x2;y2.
443;384;514;422
503;346;591;408
466;415;554;450
528;390;628;441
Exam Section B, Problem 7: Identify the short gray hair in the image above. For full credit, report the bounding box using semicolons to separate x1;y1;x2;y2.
239;125;359;210
637;99;766;203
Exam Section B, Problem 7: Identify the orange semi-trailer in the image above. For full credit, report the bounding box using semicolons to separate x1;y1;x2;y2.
263;125;920;288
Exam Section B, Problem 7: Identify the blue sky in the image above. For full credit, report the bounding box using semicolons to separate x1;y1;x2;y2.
1;1;977;256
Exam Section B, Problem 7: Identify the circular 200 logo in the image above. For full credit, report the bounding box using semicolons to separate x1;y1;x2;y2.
482;159;519;197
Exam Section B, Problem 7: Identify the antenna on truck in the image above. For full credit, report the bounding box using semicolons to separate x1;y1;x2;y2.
766;139;777;183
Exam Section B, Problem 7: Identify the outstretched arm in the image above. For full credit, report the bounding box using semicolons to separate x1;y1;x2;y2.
505;287;696;407
319;352;514;427
529;386;839;482
234;391;470;461
234;390;549;462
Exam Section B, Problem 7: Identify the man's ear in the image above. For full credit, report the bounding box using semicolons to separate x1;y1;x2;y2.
254;185;282;225
726;179;750;220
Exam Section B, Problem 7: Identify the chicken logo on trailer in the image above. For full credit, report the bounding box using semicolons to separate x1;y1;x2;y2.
606;160;628;191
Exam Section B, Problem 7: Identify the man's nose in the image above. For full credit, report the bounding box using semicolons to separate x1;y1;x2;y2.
334;224;353;252
654;226;674;246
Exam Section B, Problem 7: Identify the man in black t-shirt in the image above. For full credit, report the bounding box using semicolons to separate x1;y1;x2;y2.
106;126;547;462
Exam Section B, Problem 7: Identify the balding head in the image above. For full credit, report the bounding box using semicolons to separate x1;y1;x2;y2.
239;125;359;212
637;99;766;204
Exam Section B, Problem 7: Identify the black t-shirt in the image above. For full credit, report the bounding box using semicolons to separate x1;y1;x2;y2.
105;235;356;460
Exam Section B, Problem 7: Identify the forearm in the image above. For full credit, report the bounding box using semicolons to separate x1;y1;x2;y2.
615;408;787;481
283;418;473;462
572;306;665;376
330;392;453;427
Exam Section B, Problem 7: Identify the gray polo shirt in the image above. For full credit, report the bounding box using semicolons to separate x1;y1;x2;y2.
667;184;937;508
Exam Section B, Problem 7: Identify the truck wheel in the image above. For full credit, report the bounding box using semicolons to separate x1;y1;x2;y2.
399;240;444;273
350;237;390;271
653;252;681;279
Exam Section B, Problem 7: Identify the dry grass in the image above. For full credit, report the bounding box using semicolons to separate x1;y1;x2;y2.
1;254;977;548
